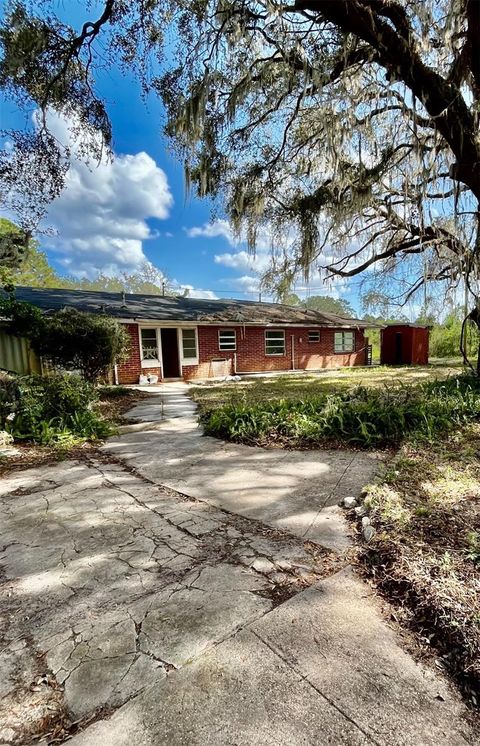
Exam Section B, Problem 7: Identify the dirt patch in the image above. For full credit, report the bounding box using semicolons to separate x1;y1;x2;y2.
350;424;480;708
95;387;151;425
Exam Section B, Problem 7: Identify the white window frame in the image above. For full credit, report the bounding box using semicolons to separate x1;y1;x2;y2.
334;331;355;353
180;327;199;365
218;329;237;351
139;327;161;369
308;330;320;343
265;329;286;356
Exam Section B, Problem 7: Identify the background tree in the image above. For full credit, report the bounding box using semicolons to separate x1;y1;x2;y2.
0;217;29;285
280;291;355;316
1;1;480;362
303;295;355;317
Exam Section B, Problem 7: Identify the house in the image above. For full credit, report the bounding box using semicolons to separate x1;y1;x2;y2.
7;287;378;383
380;323;430;366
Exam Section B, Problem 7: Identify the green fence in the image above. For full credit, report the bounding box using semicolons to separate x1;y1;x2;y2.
0;329;41;375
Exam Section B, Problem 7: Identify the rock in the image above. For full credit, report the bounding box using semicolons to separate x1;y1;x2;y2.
343;496;357;509
361;516;371;528
0;430;13;447
251;557;275;574
363;525;376;542
354;506;366;518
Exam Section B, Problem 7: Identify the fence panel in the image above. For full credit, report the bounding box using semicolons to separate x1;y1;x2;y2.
0;330;41;375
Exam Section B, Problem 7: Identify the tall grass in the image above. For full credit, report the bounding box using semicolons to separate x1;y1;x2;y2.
201;375;480;448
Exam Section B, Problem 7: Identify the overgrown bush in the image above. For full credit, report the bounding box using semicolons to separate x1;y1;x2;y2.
0;372;113;445
201;375;480;448
0;297;130;381
34;308;130;381
429;313;480;359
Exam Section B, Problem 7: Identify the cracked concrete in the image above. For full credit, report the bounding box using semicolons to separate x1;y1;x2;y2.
0;383;477;745
0;455;333;744
103;383;380;552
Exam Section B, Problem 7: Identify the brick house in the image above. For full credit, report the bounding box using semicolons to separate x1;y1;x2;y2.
9;287;376;383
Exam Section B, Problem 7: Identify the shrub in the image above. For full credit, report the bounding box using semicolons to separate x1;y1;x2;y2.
201;375;480;449
32;308;130;382
0;372;112;445
0;297;130;382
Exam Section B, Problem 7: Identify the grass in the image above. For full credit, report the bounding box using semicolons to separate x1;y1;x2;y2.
357;426;480;704
194;366;478;449
191;362;464;411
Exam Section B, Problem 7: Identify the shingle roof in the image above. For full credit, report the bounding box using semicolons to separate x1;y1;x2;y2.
4;286;376;328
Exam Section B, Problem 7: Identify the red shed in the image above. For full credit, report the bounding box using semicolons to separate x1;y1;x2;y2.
380;324;430;366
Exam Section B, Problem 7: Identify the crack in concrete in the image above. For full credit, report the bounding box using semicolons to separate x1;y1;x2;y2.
250;627;383;746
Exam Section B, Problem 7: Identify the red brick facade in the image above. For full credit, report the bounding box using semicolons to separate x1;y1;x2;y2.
117;323;367;384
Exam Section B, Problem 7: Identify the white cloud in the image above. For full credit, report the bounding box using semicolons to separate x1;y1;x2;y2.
175;284;218;300
224;275;261;293
214;250;270;273
185;219;237;244
42;111;173;277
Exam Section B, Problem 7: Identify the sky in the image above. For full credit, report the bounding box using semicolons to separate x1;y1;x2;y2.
0;1;386;312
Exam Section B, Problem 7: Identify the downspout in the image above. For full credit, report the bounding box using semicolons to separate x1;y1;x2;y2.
233;352;237;374
291;334;295;370
114;363;119;385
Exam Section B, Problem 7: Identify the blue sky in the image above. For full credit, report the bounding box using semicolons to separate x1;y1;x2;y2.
0;1;367;309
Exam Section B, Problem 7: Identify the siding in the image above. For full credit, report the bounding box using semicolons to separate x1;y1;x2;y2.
0;329;41;375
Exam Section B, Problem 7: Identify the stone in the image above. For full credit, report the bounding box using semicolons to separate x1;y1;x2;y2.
251;557;276;574
361;516;371;528
354;506;366;518
343;496;357;509
362;525;375;542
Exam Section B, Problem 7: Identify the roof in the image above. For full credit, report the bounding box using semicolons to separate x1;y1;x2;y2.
3;286;378;328
384;323;431;329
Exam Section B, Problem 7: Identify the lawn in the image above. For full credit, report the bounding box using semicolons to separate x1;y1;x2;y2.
191;361;474;449
190;361;464;411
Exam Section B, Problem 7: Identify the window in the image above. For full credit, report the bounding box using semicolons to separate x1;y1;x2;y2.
265;330;285;356
181;328;198;360
334;331;355;353
140;328;159;360
219;329;236;351
308;330;320;343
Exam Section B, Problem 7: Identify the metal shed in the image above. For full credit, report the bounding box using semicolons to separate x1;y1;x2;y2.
380;324;430;366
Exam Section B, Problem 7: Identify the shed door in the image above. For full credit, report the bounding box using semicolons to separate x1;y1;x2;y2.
395;332;403;364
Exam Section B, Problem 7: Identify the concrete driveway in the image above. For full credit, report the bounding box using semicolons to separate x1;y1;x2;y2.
0;384;477;745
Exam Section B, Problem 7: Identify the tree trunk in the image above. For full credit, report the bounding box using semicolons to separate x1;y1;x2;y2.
461;306;480;375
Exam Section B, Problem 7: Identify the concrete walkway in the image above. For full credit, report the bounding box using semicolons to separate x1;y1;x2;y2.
0;384;477;745
104;383;380;552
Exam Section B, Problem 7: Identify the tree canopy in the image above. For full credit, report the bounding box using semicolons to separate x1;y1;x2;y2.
283;293;355;317
1;1;479;351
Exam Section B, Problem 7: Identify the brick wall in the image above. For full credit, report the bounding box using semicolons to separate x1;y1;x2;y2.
117;323;367;384
184;325;367;380
117;323;161;384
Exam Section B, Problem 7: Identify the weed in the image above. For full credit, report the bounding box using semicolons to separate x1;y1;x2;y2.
200;375;480;449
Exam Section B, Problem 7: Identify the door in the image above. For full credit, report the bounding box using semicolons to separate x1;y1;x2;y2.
160;328;180;378
395;332;403;364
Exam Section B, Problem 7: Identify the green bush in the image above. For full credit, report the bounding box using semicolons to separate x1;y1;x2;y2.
201;375;480;449
0;373;113;445
0;297;130;382
33;308;130;381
